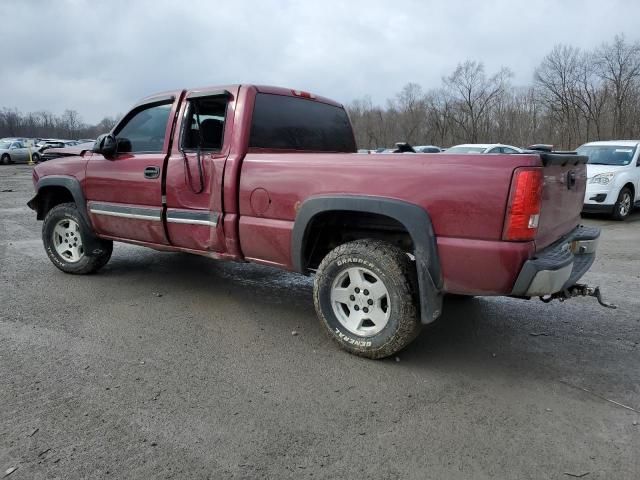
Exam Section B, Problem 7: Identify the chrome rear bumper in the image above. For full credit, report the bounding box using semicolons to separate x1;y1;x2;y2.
511;226;600;297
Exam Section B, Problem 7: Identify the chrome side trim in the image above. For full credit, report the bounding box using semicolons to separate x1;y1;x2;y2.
166;209;219;227
88;202;162;221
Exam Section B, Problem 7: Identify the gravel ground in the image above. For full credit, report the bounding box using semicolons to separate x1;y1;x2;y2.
1;164;638;479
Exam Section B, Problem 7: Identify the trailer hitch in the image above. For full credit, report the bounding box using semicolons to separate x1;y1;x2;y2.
539;284;617;309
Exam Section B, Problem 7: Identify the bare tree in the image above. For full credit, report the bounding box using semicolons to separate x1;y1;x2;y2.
444;60;512;143
574;52;609;140
595;34;640;138
391;83;427;145
534;45;584;148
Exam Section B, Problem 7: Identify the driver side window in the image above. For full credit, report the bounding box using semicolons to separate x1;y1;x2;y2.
115;102;172;154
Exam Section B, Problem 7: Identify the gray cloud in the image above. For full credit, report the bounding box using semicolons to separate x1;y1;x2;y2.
1;0;639;123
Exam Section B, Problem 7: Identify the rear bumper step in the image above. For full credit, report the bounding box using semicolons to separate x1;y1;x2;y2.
511;225;600;297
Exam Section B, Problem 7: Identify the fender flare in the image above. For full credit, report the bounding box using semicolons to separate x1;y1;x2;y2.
29;176;104;254
291;195;443;324
30;176;90;224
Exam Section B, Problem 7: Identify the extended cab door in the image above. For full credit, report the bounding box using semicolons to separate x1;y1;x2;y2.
163;87;238;252
85;94;182;244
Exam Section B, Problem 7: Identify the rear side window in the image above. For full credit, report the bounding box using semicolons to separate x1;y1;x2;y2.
249;93;356;152
182;95;228;151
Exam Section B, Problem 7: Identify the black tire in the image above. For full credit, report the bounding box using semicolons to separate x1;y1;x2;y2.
42;202;113;274
612;187;633;221
31;153;40;163
1;154;10;165
313;239;421;359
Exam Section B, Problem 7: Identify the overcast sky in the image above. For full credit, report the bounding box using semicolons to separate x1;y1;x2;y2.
2;0;639;123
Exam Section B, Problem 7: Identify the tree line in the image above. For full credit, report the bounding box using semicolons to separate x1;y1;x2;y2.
348;34;640;150
0;108;118;141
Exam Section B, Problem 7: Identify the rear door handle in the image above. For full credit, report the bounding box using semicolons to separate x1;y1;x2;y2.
144;166;160;179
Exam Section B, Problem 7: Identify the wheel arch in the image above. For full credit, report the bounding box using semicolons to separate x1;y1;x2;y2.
28;176;89;223
292;195;443;323
621;182;635;199
29;176;106;254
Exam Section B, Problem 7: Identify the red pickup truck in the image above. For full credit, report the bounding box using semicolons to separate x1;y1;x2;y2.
28;84;607;358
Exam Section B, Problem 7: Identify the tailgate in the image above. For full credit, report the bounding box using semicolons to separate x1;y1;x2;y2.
535;153;588;249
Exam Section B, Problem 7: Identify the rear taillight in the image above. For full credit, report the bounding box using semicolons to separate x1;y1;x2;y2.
503;168;543;241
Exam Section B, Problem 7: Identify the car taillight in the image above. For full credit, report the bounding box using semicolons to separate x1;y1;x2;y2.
503;168;543;241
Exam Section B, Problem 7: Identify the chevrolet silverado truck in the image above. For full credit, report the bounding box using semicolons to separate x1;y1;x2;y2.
28;84;611;358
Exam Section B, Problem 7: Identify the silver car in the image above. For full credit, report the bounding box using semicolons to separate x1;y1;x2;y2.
0;140;39;164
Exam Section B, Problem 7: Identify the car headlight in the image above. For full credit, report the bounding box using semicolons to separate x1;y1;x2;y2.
588;172;615;185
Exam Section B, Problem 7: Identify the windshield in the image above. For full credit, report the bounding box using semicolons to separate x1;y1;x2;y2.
444;146;487;154
0;141;11;149
577;145;637;166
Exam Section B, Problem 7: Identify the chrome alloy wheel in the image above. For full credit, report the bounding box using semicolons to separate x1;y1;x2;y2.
619;191;632;217
52;218;84;263
330;266;391;337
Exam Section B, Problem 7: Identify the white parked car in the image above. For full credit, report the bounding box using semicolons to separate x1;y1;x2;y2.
443;143;523;154
413;145;443;153
0;139;39;164
577;140;640;220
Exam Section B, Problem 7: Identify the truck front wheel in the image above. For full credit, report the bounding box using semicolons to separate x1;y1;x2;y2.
42;202;113;274
313;239;421;359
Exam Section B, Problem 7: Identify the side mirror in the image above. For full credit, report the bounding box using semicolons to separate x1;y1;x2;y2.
93;133;117;158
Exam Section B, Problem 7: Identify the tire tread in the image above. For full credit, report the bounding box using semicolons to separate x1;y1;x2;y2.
313;239;421;359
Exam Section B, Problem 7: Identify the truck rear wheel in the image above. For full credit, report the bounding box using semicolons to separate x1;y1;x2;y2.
313;239;421;359
42;202;113;274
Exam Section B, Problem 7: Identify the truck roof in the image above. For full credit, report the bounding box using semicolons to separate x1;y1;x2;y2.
134;84;343;108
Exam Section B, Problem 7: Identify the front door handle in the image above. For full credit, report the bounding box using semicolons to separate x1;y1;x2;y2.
144;166;160;179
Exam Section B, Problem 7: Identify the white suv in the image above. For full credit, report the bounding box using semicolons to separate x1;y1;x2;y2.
578;140;640;220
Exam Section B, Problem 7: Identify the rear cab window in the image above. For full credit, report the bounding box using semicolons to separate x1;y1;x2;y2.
249;93;356;152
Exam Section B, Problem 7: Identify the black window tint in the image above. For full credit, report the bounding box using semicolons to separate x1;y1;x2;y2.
249;93;356;152
116;103;172;153
182;96;228;150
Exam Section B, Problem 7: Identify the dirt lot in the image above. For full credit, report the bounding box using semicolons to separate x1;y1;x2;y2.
0;164;638;479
